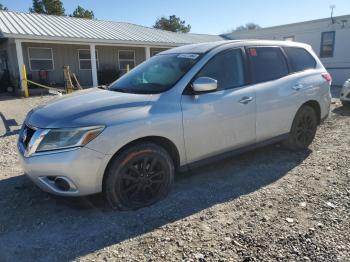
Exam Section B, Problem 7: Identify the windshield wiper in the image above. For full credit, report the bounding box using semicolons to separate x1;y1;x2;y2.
109;88;132;93
97;85;109;90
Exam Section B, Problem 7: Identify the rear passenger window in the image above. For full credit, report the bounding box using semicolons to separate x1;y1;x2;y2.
196;49;245;90
284;47;316;73
248;47;289;83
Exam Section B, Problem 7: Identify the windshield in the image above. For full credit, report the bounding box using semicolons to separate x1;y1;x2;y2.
109;53;201;94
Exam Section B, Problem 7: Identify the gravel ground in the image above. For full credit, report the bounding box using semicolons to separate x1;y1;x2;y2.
0;91;349;262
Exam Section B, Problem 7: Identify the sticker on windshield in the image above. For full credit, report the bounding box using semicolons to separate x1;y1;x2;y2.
177;54;199;59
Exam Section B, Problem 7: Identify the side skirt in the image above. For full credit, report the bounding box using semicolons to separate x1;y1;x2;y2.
178;133;289;172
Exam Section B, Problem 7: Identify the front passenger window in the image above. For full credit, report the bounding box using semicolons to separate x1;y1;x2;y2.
196;49;245;91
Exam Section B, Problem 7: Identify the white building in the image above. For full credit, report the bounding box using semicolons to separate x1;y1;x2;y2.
225;15;350;85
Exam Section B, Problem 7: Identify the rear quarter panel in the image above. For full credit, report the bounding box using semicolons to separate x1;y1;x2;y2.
256;69;330;142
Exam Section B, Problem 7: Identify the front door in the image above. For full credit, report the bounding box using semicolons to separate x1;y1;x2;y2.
181;48;256;163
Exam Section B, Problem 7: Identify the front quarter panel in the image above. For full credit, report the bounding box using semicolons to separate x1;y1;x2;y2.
85;91;186;168
340;79;350;102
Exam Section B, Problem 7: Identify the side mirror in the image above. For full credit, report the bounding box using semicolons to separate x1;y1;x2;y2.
192;77;217;92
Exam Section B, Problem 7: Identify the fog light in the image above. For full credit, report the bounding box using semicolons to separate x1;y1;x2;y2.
54;177;71;191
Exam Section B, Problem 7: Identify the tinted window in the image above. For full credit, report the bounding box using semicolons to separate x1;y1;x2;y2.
196;49;245;90
284;47;316;72
320;31;335;58
248;47;289;83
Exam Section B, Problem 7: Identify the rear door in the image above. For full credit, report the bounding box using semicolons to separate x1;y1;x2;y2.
181;48;256;163
248;46;299;142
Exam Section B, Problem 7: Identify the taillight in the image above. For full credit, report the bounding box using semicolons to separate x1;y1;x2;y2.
322;72;332;83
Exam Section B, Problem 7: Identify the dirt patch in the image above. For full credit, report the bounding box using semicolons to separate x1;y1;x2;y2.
0;93;349;261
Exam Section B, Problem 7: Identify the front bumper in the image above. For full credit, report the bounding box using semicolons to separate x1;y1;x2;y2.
340;82;350;102
340;89;350;102
17;142;108;196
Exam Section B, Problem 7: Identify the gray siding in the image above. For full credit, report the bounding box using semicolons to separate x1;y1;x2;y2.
150;48;169;56
22;42;92;86
97;46;146;71
20;43;148;87
0;39;20;89
5;39;19;81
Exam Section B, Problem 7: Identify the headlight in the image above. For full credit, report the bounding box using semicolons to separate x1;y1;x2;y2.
344;81;350;89
31;126;104;154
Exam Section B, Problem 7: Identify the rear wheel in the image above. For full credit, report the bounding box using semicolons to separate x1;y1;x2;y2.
104;143;174;210
283;105;318;150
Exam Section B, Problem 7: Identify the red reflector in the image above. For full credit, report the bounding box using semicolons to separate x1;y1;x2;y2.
322;73;332;83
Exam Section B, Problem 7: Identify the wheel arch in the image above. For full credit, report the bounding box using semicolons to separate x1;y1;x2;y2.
302;100;321;124
102;136;181;190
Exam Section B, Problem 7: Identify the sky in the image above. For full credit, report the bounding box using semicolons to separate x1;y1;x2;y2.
1;0;350;35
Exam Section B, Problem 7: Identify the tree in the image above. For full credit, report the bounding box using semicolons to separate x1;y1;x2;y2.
234;23;261;32
29;0;65;16
153;15;191;33
0;4;8;11
30;0;44;13
71;5;95;19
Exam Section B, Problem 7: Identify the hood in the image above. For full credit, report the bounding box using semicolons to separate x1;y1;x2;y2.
27;88;153;128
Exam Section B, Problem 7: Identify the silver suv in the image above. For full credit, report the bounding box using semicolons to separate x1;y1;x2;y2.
340;78;350;106
18;40;331;210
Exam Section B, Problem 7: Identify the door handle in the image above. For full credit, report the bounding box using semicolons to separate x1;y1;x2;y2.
239;96;254;104
292;84;304;91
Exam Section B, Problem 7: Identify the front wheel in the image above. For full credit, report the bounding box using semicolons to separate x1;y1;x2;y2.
283;105;318;150
104;143;174;210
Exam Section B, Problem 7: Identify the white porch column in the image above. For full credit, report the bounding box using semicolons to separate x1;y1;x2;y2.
145;46;151;60
90;44;98;87
15;39;24;91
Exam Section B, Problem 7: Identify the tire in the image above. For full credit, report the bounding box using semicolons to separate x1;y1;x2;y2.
283;105;318;150
104;142;174;210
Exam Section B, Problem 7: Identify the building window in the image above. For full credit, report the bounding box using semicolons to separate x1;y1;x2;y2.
28;47;54;71
320;31;335;58
78;49;99;70
118;50;135;71
283;36;295;41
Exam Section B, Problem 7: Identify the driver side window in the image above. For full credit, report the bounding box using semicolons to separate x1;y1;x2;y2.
197;49;245;91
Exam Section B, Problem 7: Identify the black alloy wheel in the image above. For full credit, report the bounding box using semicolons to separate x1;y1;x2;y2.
104;143;174;210
283;105;318;150
295;112;316;145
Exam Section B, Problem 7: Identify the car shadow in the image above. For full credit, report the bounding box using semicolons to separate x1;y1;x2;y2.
0;93;19;102
0;112;20;137
0;144;311;262
332;104;350;116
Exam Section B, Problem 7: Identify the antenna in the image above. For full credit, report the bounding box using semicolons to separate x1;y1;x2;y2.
330;5;336;24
